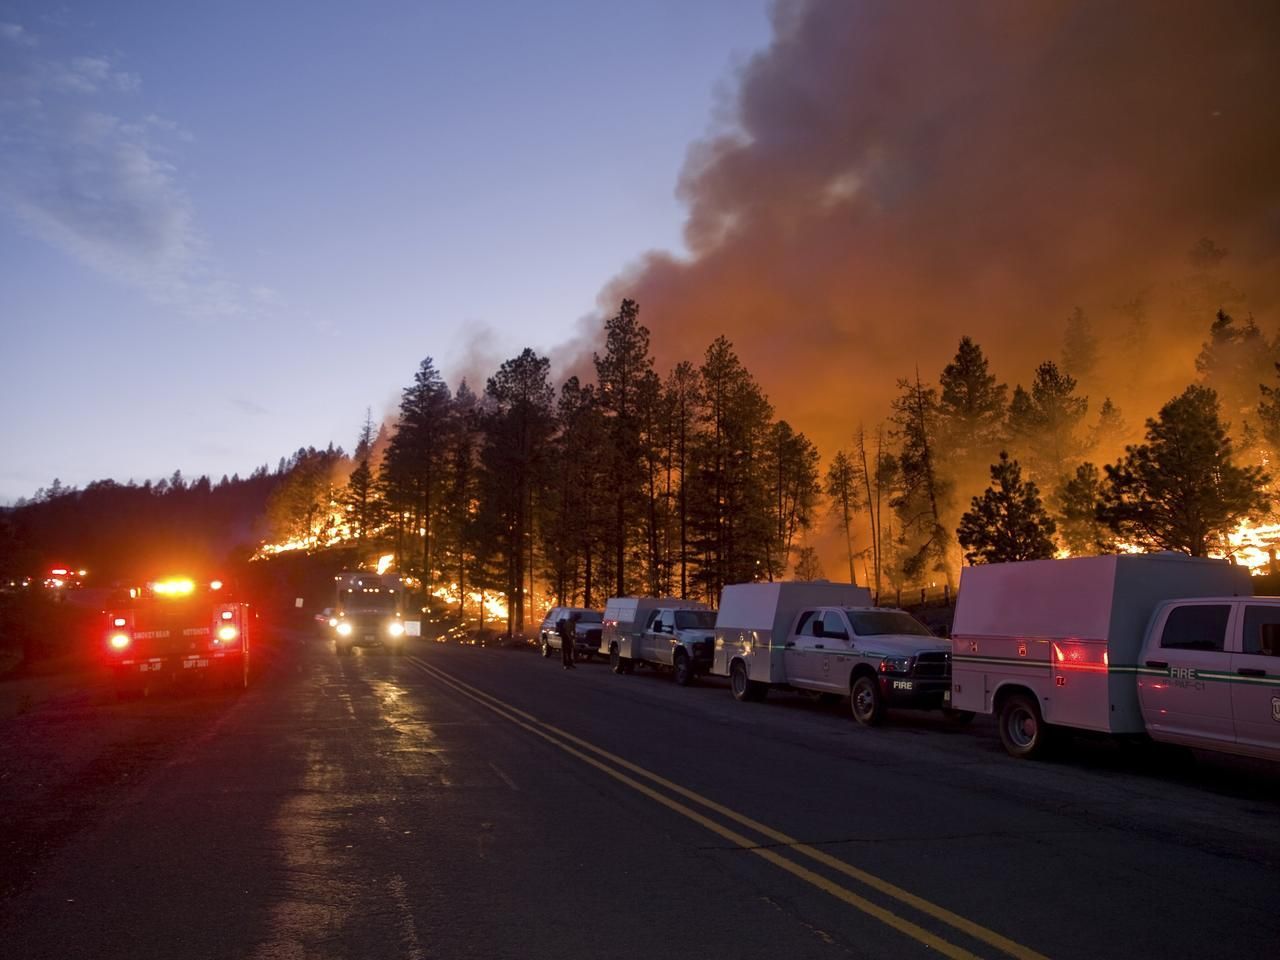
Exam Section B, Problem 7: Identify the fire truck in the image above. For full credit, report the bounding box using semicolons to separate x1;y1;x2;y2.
331;571;419;655
102;576;251;695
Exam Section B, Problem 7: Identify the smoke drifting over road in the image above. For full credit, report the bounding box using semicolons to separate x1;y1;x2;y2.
603;0;1280;451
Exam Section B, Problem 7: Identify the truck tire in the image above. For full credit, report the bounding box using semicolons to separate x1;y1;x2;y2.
998;692;1050;759
672;652;692;687
850;674;885;726
730;660;767;702
610;645;630;675
541;639;552;658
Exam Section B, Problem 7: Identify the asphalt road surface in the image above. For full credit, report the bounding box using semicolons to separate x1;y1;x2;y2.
2;632;1278;960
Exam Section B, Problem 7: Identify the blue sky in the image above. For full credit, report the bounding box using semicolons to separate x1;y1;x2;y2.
0;1;772;501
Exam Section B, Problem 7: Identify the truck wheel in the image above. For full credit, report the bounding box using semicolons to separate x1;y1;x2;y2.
850;675;885;726
730;660;766;702
998;693;1050;759
610;646;627;674
673;652;692;687
541;639;552;658
942;708;975;726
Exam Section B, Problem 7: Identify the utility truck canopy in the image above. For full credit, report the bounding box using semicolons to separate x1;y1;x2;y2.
951;553;1251;733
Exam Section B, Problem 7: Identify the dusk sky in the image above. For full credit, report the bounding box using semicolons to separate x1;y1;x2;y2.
0;1;772;502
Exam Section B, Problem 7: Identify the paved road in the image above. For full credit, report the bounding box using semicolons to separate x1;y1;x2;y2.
2;634;1278;959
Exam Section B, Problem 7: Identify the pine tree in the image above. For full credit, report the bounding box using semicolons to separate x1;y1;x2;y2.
478;349;555;633
1259;363;1280;457
1006;360;1089;492
1196;310;1278;443
1057;462;1114;556
937;336;1007;477
1099;385;1270;557
824;449;861;585
663;362;700;598
889;372;953;587
957;453;1057;565
594;299;659;598
793;546;825;581
765;421;820;581
385;358;455;587
1089;397;1127;459
344;408;381;545
1061;306;1099;383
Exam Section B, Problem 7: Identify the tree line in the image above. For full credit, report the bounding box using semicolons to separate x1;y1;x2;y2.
5;296;1275;629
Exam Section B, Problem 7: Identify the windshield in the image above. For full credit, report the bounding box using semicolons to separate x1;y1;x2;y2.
343;591;398;611
846;611;933;637
576;611;603;623
675;610;716;630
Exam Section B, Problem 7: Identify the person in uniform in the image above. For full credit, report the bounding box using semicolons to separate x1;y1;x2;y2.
558;613;577;669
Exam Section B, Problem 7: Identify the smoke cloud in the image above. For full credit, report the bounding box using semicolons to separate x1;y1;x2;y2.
601;0;1280;455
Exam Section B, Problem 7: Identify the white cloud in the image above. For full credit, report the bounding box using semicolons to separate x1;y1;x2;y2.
0;22;235;316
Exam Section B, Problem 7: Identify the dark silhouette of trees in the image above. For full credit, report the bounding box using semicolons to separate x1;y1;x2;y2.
957;453;1057;565
824;449;860;585
594;299;659;598
344;409;381;545
1100;385;1269;557
890;373;953;587
479;349;554;633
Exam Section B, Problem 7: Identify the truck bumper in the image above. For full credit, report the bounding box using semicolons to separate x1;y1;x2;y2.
879;676;951;710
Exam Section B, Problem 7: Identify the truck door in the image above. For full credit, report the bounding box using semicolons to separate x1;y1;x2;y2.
653;610;676;665
1230;602;1280;756
815;610;853;693
784;611;820;688
1138;603;1235;747
640;610;664;663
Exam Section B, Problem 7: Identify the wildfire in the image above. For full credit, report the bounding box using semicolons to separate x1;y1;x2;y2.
431;583;509;622
1226;521;1280;575
376;553;394;575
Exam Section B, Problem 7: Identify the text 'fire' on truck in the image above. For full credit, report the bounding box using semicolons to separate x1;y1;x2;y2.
330;571;420;656
103;576;252;696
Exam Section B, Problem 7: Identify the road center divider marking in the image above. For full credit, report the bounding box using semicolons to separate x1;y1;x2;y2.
406;656;1048;960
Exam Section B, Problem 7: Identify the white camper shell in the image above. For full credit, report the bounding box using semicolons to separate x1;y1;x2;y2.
601;597;710;674
712;581;953;724
951;553;1261;758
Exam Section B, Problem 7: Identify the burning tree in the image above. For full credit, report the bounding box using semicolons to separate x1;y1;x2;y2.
1099;385;1270;557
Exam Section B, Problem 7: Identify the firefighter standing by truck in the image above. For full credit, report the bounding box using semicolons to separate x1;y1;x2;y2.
558;612;577;669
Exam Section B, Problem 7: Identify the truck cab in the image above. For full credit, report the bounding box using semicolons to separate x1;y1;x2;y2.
779;606;952;724
103;576;251;695
332;571;417;655
1138;597;1280;760
638;606;718;685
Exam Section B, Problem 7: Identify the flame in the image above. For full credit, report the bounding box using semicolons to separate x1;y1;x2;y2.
1107;519;1279;574
376;553;394;575
1225;520;1280;575
431;583;509;622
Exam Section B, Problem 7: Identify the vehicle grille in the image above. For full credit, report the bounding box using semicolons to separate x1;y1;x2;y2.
912;651;950;679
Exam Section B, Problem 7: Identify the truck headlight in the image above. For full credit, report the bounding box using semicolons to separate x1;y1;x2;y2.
387;621;405;637
328;617;338;627
336;621;353;637
879;655;914;674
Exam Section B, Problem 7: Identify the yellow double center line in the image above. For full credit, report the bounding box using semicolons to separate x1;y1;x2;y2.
405;655;1048;960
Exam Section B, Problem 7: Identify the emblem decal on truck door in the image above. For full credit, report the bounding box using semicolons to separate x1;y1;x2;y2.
1272;696;1280;723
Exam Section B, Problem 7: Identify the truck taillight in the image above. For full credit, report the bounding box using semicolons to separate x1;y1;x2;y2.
216;625;239;642
109;633;130;650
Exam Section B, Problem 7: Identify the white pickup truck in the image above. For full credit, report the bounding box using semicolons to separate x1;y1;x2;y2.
951;552;1280;761
712;581;959;725
600;596;714;682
